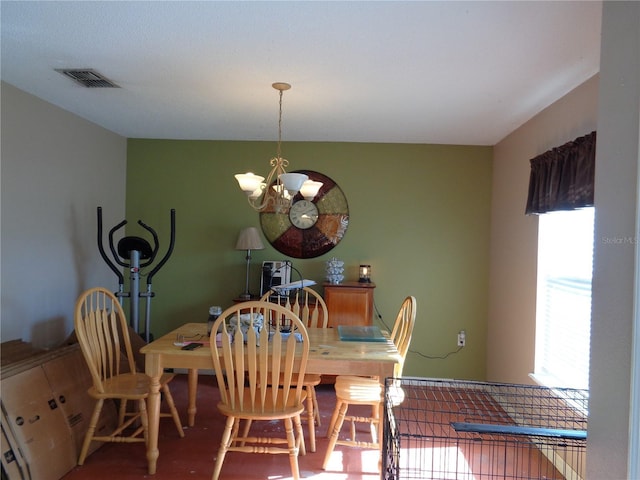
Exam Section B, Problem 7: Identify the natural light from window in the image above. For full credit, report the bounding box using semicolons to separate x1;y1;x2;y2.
310;450;380;479
398;445;474;479
535;207;594;391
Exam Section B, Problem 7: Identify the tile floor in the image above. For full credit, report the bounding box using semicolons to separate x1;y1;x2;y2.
61;374;381;480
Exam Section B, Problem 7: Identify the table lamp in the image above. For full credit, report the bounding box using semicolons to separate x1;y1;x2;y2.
236;227;265;299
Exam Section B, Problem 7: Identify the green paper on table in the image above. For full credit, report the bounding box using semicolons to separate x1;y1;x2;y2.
338;325;387;342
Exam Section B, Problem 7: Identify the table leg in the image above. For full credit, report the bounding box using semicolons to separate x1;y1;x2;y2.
145;353;162;475
187;368;198;427
375;376;384;474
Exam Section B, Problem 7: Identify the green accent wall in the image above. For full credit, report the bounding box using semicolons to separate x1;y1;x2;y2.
126;139;492;380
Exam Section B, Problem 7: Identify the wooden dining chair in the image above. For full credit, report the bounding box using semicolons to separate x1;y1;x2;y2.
208;301;310;480
322;295;417;470
259;287;328;452
73;287;184;466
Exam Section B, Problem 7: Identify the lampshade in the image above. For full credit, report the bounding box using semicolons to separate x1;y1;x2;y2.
235;227;265;251
300;180;323;201
279;172;308;195
235;173;265;194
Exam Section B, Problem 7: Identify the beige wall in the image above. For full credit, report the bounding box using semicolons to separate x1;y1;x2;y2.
588;3;639;477
487;75;599;384
0;82;127;348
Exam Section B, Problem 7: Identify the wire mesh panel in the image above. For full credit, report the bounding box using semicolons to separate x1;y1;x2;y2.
383;377;587;480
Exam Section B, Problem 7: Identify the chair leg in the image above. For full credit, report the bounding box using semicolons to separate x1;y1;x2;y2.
118;399;127;426
162;383;185;437
322;401;348;469
78;399;104;465
138;398;149;445
326;398;343;439
370;403;379;444
312;386;321;426
305;385;316;452
284;417;300;480
294;414;306;456
212;416;235;480
239;419;251;446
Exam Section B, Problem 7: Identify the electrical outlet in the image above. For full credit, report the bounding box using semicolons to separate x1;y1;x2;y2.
457;330;466;347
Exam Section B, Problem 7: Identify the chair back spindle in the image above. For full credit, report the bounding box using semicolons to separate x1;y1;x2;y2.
260;287;328;329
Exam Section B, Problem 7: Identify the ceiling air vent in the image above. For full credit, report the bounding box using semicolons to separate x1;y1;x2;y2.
56;68;120;88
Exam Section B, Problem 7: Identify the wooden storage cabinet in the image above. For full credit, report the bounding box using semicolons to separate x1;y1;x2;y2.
323;282;376;327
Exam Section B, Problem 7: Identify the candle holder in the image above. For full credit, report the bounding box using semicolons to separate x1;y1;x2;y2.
359;265;371;283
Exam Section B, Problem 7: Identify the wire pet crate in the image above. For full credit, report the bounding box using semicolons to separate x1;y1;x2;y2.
383;377;588;480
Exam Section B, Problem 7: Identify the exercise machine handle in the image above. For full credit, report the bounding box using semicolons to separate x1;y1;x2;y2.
147;209;176;285
137;219;159;268
108;219;128;267
97;207;124;284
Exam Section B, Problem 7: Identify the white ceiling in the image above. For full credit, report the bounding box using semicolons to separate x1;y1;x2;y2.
1;1;602;146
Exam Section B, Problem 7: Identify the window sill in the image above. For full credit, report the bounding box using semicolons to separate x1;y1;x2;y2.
529;372;589;416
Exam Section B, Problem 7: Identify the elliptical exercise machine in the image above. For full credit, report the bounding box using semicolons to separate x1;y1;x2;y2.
97;206;176;342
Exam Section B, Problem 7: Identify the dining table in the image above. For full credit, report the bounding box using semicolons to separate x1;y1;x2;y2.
141;322;401;475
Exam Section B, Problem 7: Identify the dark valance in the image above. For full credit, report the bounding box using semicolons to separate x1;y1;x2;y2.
525;131;596;215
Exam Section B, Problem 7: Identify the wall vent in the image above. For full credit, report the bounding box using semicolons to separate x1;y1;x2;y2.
56;69;120;88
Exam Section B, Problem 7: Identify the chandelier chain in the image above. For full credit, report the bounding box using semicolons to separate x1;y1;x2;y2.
276;88;284;160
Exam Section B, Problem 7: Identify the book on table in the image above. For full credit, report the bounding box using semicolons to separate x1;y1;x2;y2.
337;325;387;342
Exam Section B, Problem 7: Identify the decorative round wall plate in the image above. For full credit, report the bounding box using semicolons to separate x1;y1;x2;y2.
260;170;349;258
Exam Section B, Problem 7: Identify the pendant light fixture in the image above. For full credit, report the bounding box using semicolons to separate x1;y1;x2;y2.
234;82;322;213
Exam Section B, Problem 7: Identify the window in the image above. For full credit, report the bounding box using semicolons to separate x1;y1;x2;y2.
534;207;594;390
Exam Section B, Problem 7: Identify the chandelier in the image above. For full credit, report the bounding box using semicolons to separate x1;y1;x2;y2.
235;82;322;213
